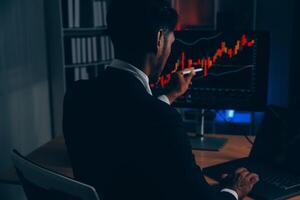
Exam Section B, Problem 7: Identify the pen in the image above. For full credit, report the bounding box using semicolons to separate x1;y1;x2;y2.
182;68;203;75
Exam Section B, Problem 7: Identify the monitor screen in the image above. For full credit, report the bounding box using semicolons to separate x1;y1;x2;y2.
152;31;270;110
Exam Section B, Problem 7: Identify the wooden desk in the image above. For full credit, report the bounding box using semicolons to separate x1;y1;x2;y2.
0;134;299;200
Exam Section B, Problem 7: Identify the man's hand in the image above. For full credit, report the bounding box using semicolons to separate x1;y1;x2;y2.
221;168;260;199
165;68;196;104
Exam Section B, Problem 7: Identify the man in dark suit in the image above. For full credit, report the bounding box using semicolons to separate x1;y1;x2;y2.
63;0;259;199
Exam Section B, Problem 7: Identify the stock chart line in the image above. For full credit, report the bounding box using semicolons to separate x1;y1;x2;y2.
159;34;256;88
175;32;223;46
194;65;254;79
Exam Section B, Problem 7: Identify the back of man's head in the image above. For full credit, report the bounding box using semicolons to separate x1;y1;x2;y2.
107;0;178;60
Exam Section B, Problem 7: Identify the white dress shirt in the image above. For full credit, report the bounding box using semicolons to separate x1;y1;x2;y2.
108;59;238;200
108;59;170;105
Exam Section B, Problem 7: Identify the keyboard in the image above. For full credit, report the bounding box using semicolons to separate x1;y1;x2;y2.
249;165;300;190
262;174;300;190
203;158;300;200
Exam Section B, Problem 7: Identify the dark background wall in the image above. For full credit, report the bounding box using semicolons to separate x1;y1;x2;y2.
289;0;300;114
256;0;294;107
0;0;52;199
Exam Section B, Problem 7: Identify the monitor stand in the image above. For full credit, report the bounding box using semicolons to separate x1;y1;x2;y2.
189;109;228;151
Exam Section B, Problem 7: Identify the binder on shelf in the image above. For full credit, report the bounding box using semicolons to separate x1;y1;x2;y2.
68;0;74;28
74;67;80;81
93;1;99;27
71;38;77;64
99;1;104;27
87;37;93;63
65;36;113;66
100;36;106;61
105;36;110;61
81;38;87;63
80;67;89;80
93;1;108;27
74;0;80;27
61;1;113;91
76;37;82;63
102;1;108;27
63;0;109;29
110;40;115;59
92;37;98;62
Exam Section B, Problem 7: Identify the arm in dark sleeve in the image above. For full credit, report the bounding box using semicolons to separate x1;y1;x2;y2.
153;108;236;200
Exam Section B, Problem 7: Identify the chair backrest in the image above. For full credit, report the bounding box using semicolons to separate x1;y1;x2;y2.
11;149;100;200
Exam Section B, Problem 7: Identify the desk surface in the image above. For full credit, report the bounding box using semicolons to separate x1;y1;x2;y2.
0;134;299;200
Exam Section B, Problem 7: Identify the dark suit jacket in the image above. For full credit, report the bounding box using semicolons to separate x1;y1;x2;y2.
63;68;235;200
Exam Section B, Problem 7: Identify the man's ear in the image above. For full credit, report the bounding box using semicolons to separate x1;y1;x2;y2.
156;29;165;54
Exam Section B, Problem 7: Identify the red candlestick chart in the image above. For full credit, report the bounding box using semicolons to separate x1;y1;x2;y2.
158;33;256;88
152;31;270;110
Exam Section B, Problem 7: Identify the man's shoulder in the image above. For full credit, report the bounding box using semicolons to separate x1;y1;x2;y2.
142;95;182;123
64;79;182;123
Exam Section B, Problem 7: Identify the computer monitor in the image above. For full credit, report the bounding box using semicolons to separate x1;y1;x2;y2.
152;31;270;111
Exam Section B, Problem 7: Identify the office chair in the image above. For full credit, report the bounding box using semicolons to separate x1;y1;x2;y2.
11;149;100;200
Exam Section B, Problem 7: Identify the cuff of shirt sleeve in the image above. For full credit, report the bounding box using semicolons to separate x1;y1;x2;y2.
157;95;171;105
221;188;239;200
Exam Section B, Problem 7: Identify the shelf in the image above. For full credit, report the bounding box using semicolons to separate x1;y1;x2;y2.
63;27;108;36
64;60;112;68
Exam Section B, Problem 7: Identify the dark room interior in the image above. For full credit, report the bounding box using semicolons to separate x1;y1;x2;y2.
0;0;299;199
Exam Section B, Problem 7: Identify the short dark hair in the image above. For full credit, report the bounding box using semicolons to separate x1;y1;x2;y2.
107;0;178;58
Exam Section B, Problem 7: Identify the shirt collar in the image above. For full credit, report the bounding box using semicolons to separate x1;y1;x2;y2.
108;59;152;95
